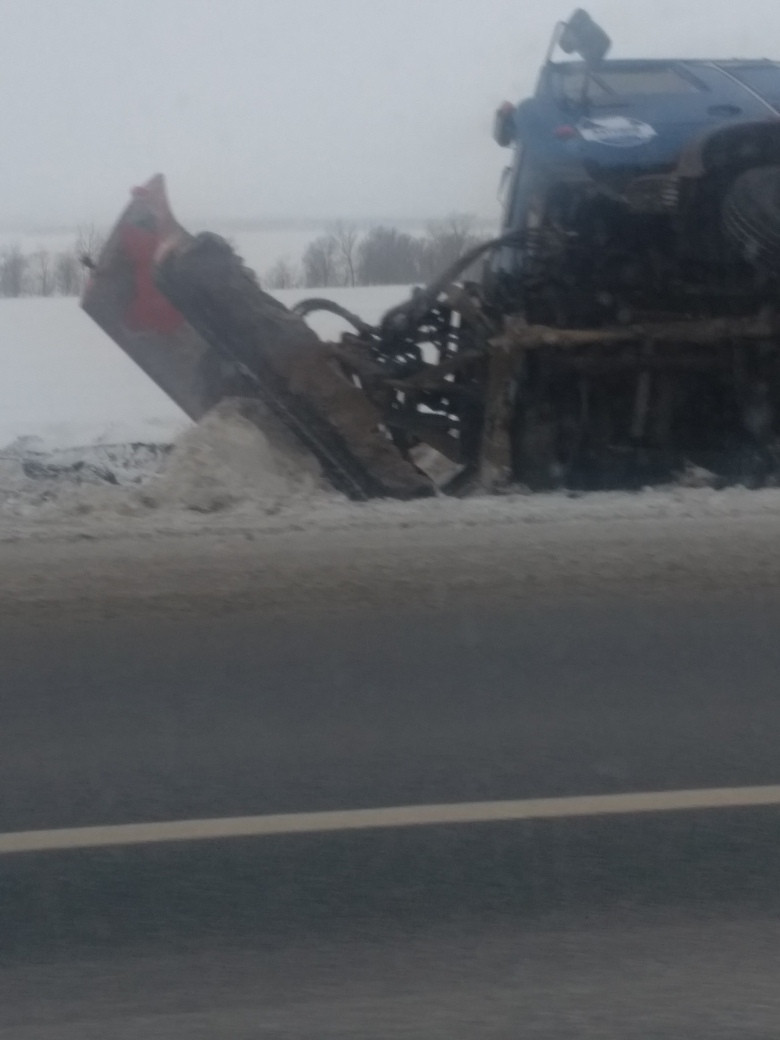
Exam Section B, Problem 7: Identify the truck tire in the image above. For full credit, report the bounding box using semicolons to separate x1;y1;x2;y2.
723;165;780;274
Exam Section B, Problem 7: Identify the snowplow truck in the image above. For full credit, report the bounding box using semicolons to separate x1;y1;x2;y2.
83;10;780;495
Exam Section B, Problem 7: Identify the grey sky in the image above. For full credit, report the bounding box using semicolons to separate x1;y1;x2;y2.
2;0;780;227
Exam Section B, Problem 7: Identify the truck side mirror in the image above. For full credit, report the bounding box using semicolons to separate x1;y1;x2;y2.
558;9;611;67
494;102;516;147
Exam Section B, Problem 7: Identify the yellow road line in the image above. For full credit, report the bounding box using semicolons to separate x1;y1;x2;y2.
2;784;780;856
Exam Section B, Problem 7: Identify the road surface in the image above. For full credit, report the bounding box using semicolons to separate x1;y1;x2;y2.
1;501;780;1035
3;911;780;1039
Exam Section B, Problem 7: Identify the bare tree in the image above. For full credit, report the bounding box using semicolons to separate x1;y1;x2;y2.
301;234;341;288
265;258;301;290
330;222;360;287
0;245;28;297
28;250;56;296
75;223;106;269
0;236;102;298
418;214;486;283
54;251;84;295
357;226;422;286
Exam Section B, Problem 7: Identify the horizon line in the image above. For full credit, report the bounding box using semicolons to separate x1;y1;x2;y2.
0;212;500;238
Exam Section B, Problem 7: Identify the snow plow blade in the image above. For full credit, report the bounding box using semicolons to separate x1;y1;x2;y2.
81;176;234;422
81;176;431;500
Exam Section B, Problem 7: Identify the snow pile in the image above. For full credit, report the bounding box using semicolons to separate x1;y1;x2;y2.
0;439;172;512
140;400;328;514
0;399;333;525
0;437;171;488
0;440;169;523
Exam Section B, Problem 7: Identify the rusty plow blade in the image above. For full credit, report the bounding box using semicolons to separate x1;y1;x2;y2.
81;175;235;422
81;176;432;501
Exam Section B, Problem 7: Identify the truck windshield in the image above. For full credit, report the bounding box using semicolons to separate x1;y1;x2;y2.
727;64;780;107
552;65;701;105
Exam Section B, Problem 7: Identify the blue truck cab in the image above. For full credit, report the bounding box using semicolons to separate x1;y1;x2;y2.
489;10;780;322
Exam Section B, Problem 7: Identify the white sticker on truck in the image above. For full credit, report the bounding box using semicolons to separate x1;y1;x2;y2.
577;116;657;148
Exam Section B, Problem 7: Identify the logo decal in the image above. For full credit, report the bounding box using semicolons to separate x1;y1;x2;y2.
577;116;657;148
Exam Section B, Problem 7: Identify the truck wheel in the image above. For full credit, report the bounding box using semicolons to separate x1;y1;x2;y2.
723;165;780;274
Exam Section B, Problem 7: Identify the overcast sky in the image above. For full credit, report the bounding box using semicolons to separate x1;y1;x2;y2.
2;0;780;228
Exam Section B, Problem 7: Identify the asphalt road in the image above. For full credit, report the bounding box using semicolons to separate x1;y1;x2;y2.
2;513;780;1035
3;910;780;1039
5;597;780;833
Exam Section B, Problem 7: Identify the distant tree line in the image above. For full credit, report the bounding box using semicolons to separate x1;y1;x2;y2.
0;217;489;298
265;215;489;290
0;225;105;298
